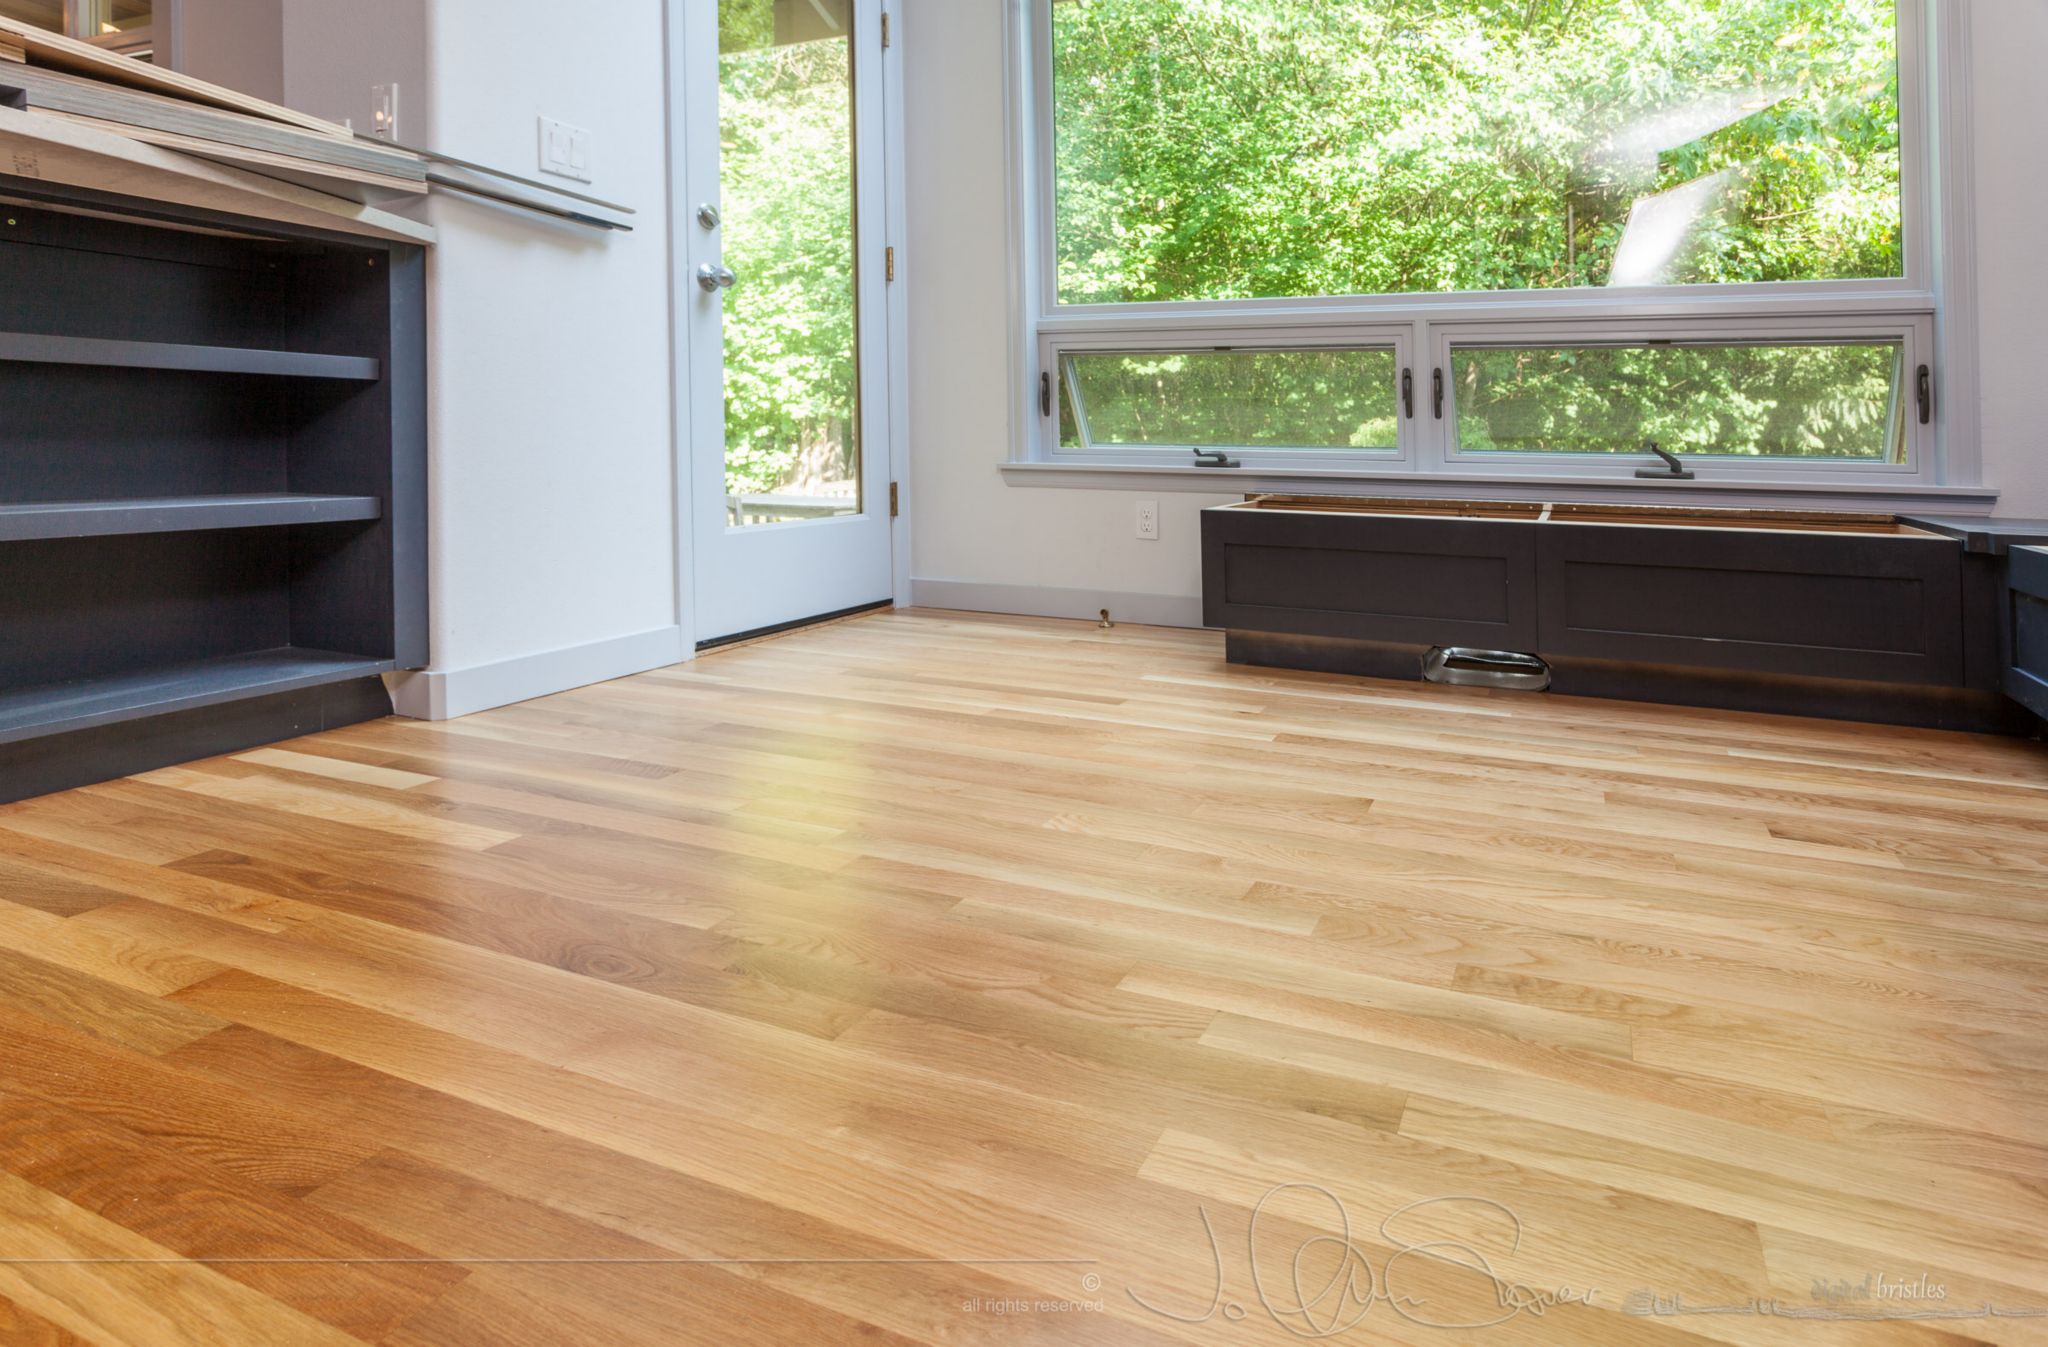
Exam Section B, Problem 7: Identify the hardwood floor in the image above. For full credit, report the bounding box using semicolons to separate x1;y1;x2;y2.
2;608;2046;1345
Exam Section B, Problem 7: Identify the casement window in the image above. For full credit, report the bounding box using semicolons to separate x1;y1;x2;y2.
1016;0;1968;490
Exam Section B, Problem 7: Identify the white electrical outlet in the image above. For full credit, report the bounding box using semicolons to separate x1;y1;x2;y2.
370;85;398;141
1136;499;1160;541
538;116;594;183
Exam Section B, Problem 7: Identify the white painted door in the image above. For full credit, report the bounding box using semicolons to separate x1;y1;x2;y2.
679;0;895;645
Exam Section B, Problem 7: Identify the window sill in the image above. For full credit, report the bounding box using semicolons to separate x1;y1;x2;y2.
998;461;2001;515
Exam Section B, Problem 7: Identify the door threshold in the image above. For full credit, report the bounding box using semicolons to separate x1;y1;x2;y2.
696;600;894;653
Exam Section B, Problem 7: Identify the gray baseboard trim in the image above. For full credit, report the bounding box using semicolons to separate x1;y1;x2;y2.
389;625;689;721
910;578;1206;630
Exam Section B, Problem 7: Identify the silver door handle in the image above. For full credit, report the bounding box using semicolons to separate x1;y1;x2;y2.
696;263;738;293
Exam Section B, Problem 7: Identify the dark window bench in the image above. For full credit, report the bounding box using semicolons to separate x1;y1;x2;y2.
1203;497;2046;734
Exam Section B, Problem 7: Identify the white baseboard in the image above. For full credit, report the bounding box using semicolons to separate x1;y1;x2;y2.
389;625;689;721
909;578;1206;629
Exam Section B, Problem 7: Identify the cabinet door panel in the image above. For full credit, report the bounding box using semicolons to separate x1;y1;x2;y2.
2005;547;2048;720
1203;510;1538;650
1536;525;1965;686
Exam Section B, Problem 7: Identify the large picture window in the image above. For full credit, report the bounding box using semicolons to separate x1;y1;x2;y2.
1023;0;1951;487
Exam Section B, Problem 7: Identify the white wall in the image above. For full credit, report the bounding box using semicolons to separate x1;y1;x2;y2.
902;0;1225;628
903;0;2048;629
174;0;284;104
392;0;681;717
273;0;684;717
1968;0;2048;518
279;0;425;147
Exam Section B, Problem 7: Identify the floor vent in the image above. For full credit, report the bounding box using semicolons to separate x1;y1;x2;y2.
1423;647;1552;692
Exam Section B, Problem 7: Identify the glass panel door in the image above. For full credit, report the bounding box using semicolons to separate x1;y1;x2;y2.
718;0;862;526
680;0;895;644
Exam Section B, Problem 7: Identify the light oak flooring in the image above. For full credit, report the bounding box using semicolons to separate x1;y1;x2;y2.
2;609;2047;1346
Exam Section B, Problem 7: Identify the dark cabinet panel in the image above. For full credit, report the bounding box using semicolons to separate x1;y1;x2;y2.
1534;524;1965;687
2007;546;2048;721
1202;508;1537;649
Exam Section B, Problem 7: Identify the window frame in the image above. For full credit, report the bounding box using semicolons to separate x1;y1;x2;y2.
1011;0;1973;495
1429;314;1936;479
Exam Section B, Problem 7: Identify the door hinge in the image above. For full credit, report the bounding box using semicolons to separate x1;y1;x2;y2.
885;246;895;282
889;481;900;517
881;12;890;47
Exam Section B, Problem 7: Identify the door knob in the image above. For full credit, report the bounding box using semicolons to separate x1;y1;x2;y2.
696;263;738;293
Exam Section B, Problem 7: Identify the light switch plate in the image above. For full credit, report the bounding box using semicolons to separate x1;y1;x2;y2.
538;115;594;183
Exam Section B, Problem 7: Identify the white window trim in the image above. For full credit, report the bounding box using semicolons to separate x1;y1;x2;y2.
1001;0;1990;509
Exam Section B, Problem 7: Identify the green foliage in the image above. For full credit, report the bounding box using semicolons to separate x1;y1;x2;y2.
718;6;860;499
1455;342;1903;458
1049;0;1905;460
1062;349;1400;449
1051;0;1901;303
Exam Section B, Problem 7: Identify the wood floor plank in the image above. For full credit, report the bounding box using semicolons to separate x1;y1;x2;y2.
1119;960;1635;1061
726;941;1409;1132
159;979;1243;1344
0;898;226;997
162;1026;1186;1347
0;1088;464;1339
1397;1095;2048;1296
309;1152;932;1347
0;1171;366;1347
131;765;519;852
0;1295;89;1347
160;849;863;1038
0;611;2040;1344
0;999;377;1192
0;856;130;919
0;945;226;1056
0;828;297;932
233;746;438;792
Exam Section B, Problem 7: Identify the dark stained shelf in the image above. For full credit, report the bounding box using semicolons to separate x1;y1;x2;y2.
0;193;425;802
0;332;380;381
0;493;383;542
0;648;399;746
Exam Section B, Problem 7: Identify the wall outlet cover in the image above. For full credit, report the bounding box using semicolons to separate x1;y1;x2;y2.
370;85;398;142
